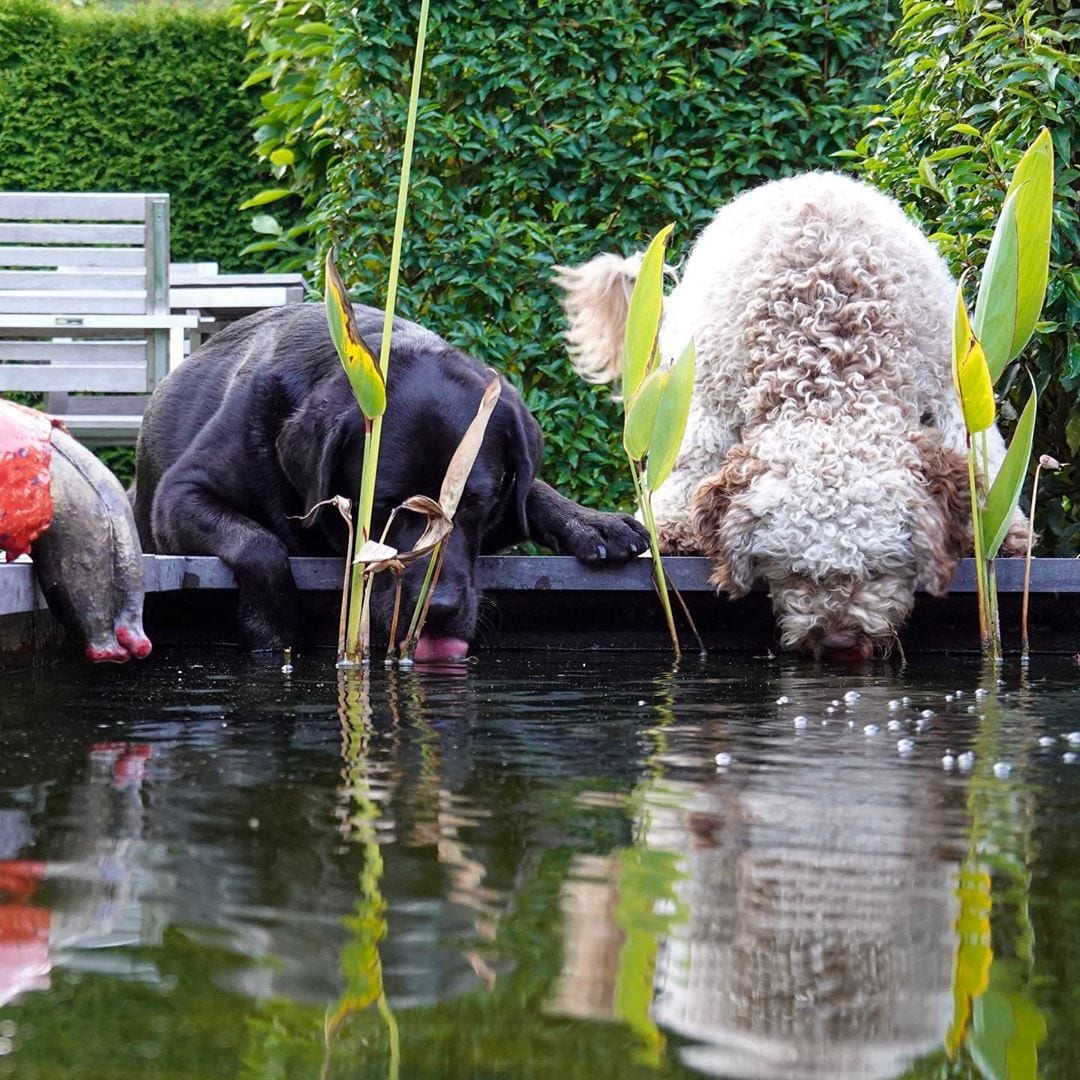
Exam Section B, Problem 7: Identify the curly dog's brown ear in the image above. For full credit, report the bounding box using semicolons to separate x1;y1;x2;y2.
912;433;971;596
690;447;765;597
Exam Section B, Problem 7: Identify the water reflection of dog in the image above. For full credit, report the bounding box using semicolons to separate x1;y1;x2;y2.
550;679;968;1080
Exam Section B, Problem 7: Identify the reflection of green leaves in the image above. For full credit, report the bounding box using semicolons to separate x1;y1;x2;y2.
953;278;995;435
647;340;695;491
325;249;386;420
970;972;1047;1080
623;224;673;399
947;860;993;1058
982;374;1038;558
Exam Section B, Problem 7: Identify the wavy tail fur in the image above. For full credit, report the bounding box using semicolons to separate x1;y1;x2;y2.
552;252;645;385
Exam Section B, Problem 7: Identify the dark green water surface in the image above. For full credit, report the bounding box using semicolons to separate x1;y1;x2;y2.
0;649;1078;1080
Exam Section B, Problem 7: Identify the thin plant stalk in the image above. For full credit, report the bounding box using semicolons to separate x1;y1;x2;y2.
344;0;431;661
967;441;993;655
337;506;356;662
400;540;449;659
1021;455;1061;662
386;571;404;665
663;567;706;656
630;462;680;657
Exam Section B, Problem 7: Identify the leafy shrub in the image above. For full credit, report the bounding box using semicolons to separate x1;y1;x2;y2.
844;0;1080;554
235;0;894;511
0;0;271;270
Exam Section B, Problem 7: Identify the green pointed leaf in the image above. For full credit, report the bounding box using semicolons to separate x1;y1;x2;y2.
646;338;695;491
973;188;1020;382
953;281;996;434
238;187;294;210
325;250;386;419
981;374;1037;558
624;367;668;461
1005;127;1054;364
623;224;674;399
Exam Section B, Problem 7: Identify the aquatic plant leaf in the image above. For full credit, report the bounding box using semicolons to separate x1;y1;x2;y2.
325;250;386;419
439;376;502;518
953;281;995;435
646;338;696;491
981;374;1037;558
623;367;668;462
623;224;673;399
973;188;1020;383
1002;128;1053;368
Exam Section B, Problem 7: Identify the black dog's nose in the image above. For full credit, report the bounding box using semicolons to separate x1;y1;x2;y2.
425;581;462;620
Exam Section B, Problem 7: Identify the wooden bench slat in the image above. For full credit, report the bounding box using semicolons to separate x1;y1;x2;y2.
0;223;146;245
0;271;146;290
0;312;197;329
0;246;146;268
0;294;149;315
0;192;162;221
0;362;148;392
0;341;145;362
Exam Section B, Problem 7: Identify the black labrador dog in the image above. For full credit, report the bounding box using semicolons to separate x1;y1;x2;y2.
132;304;647;656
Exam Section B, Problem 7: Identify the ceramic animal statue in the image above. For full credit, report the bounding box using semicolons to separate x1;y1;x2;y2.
0;400;151;662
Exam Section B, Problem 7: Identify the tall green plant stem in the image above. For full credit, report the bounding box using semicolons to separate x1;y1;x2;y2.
630;463;680;658
343;0;431;660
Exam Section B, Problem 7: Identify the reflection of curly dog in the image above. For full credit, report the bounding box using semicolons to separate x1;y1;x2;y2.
556;172;1026;660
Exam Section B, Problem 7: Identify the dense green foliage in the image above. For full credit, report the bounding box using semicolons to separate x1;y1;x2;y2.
235;0;895;511
0;0;270;271
845;0;1080;554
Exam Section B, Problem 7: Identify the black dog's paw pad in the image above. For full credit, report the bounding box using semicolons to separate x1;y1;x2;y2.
566;512;649;564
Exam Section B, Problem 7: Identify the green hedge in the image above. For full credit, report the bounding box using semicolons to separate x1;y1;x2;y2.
846;0;1080;555
0;0;270;271
240;0;894;513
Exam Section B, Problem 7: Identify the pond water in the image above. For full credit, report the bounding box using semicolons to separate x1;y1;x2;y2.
0;648;1078;1079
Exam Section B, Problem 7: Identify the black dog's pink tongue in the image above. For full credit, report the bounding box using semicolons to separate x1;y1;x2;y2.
413;635;470;662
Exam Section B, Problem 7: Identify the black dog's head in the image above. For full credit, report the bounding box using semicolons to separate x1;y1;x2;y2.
274;325;541;658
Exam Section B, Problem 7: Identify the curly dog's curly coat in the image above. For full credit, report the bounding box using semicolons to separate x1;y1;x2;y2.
556;172;1026;660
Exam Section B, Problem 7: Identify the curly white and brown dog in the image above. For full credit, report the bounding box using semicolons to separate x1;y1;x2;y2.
556;172;1027;661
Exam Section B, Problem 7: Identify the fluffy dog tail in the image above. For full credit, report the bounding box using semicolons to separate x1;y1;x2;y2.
552;252;643;384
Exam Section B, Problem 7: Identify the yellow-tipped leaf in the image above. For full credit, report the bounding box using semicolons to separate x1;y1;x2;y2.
953;281;995;435
325;250;386;419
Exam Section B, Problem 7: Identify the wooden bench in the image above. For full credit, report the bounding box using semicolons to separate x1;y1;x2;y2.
0;192;198;445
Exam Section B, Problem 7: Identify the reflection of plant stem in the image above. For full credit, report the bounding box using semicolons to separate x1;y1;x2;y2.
324;669;400;1079
631;463;680;657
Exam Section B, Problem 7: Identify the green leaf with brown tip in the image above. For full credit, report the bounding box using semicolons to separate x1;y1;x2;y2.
325;250;386;419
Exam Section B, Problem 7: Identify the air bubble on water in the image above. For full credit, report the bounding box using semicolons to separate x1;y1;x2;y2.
897;738;915;755
831;699;841;708
941;754;956;771
967;705;977;714
954;690;964;698
638;700;646;706
888;719;902;732
776;695;789;705
945;694;954;703
921;709;936;719
843;691;861;704
993;761;1013;779
1066;732;1080;746
793;716;808;729
826;706;836;714
714;752;733;768
1064;752;1077;765
902;696;912;706
975;688;989;699
1039;736;1057;748
863;724;879;736
957;751;975;772
888;699;901;711
249;818;260;830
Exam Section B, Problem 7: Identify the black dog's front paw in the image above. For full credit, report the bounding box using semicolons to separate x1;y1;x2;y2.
557;508;649;564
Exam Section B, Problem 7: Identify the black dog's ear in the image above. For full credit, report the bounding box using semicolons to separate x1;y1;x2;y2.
501;390;543;535
275;392;355;521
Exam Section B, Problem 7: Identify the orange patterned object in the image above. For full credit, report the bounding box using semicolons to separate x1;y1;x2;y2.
0;401;57;561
